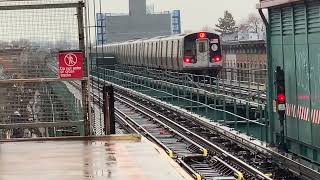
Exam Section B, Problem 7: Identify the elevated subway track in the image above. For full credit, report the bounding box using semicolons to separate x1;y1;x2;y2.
92;75;320;180
92;66;269;141
92;77;268;180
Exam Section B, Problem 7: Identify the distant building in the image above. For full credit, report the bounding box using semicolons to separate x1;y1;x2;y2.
221;40;267;83
221;30;266;43
171;10;181;34
96;0;181;44
238;32;266;41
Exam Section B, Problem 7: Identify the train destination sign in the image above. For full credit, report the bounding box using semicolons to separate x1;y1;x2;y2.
58;51;84;79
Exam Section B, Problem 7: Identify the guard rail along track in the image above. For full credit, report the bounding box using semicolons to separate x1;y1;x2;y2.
107;65;267;103
91;75;320;180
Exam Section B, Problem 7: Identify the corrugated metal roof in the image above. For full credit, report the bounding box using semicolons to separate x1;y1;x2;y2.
257;0;302;8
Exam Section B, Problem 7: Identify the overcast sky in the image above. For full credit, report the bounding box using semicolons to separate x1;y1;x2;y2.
93;0;260;31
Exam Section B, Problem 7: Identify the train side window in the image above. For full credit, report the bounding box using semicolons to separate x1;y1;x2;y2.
122;45;125;60
165;41;168;67
131;44;133;62
132;44;134;63
128;44;131;63
125;45;127;61
148;42;151;63
121;45;123;58
160;41;162;66
167;41;171;66
135;43;138;63
128;44;131;62
145;43;148;64
134;43;137;63
151;42;154;65
140;43;143;64
144;43;147;64
151;42;154;66
154;42;158;67
127;45;129;62
171;41;174;67
141;43;144;64
149;42;151;62
176;40;180;68
122;45;126;61
172;41;176;58
132;44;135;64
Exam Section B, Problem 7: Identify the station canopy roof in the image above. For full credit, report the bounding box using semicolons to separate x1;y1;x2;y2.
257;0;302;8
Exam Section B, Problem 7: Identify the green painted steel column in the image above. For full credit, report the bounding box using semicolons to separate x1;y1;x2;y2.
266;9;275;144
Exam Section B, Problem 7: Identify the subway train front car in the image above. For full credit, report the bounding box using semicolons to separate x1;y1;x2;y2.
183;32;222;76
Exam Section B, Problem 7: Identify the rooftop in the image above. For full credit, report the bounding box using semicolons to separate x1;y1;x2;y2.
257;0;301;8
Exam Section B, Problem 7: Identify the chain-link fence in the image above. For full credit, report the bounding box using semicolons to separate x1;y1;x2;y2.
0;0;88;139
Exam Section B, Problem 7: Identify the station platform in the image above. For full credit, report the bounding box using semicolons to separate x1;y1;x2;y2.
0;135;192;180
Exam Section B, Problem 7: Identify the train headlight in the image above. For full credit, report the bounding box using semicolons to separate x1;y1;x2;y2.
211;44;218;51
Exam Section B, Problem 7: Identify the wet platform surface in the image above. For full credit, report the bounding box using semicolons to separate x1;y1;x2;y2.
0;135;191;180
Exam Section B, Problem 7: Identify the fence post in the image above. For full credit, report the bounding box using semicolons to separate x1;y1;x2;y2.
103;85;115;135
77;2;91;136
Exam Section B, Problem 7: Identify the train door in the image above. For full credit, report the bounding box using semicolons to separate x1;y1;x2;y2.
196;39;209;67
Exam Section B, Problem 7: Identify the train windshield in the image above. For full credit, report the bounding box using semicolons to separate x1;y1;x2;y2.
184;41;196;56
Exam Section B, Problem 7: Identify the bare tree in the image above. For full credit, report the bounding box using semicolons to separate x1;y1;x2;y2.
236;13;265;40
237;18;250;32
247;13;264;33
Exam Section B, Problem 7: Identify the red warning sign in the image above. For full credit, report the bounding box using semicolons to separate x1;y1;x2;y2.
58;51;84;79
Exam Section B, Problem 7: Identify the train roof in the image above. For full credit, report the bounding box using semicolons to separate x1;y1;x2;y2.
103;32;220;46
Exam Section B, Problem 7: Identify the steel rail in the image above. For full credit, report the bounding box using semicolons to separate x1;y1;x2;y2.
114;91;271;180
113;93;244;180
91;79;244;180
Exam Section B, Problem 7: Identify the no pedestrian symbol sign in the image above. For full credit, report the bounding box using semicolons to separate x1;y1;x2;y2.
58;51;84;79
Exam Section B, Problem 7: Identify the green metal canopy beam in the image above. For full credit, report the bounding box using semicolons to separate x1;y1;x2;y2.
257;0;301;9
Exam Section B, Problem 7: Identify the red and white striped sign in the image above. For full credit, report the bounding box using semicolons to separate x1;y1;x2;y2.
311;109;320;124
285;103;320;125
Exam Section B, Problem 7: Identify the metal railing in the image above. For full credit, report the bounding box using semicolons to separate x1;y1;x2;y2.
0;0;86;139
92;66;270;142
94;65;267;104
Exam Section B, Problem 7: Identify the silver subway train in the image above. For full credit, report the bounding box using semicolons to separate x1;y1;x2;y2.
94;32;223;76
